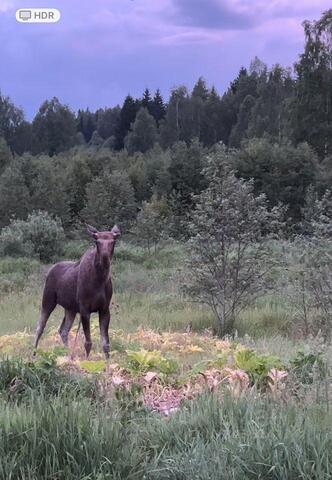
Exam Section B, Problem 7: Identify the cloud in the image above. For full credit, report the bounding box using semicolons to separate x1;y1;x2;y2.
172;0;255;30
0;0;331;119
0;0;18;13
171;0;332;32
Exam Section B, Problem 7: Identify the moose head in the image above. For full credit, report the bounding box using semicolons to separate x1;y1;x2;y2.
86;224;121;264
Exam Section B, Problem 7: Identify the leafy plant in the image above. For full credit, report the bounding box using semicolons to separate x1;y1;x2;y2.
290;350;325;384
235;348;284;384
126;349;178;374
80;360;107;374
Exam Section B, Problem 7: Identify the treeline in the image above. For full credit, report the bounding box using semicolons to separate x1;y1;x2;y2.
0;10;331;235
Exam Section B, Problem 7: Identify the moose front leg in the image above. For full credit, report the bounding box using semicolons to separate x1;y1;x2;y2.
81;312;92;358
99;309;111;359
59;310;76;346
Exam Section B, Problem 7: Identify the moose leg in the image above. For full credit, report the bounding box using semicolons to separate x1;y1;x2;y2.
81;313;92;358
34;303;56;351
59;310;76;346
99;309;111;359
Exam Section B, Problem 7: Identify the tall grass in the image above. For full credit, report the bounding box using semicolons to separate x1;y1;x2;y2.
0;243;215;336
0;241;323;338
0;391;331;479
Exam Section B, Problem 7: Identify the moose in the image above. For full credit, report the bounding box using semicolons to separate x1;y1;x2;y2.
34;224;121;358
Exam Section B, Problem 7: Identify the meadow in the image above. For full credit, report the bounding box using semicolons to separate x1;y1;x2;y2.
0;241;331;479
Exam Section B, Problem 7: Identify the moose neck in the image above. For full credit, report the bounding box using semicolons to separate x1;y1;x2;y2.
94;250;111;282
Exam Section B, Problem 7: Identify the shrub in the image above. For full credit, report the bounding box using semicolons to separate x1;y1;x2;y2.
0;354;98;401
0;210;65;262
183;146;284;335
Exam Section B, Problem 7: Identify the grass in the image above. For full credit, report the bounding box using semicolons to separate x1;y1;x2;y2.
0;243;215;336
1;241;332;478
0;388;331;479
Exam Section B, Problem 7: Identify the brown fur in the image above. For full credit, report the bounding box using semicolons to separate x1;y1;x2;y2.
34;224;121;358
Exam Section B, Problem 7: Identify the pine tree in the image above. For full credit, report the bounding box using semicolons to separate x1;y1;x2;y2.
77;109;97;143
115;95;139;150
204;87;222;145
229;94;255;147
150;89;166;125
191;77;209;141
142;88;153;112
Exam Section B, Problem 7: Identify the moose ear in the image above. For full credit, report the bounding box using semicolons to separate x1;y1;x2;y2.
111;225;121;239
86;224;99;239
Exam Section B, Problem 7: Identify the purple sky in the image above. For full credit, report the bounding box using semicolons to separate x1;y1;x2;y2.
0;0;331;119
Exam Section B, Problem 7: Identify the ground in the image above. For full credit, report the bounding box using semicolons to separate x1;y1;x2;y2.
0;244;331;479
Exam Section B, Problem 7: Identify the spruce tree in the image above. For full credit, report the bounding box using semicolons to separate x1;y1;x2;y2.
151;89;166;125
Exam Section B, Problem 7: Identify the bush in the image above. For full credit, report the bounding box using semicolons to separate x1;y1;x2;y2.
0;211;65;262
0;354;98;401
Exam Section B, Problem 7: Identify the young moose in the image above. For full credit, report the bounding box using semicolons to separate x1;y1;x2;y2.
34;224;121;358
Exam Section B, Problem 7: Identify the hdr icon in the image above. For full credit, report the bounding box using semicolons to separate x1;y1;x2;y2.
16;8;61;23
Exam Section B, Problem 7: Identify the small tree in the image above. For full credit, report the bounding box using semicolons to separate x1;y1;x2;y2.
183;146;283;336
134;194;170;252
293;189;332;338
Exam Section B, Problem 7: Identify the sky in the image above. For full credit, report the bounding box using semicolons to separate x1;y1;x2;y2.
0;0;331;119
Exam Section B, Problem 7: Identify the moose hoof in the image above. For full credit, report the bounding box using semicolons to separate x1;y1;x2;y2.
103;345;110;359
84;341;92;358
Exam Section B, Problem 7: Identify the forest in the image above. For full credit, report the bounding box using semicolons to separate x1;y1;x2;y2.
0;10;331;238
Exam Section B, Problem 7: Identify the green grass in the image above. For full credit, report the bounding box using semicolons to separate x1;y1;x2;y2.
1;242;332;479
0;241;319;339
0;243;215;336
0;388;331;479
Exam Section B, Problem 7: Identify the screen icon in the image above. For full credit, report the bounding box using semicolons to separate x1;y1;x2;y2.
18;10;32;21
16;8;61;23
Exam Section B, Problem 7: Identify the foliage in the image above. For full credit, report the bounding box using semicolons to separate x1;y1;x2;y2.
0;210;65;262
235;139;319;222
235;347;283;384
126;349;179;374
83;170;137;230
133;194;170;251
80;360;107;374
183;145;284;335
290;349;326;384
125;107;158;154
0;355;98;401
31;97;77;155
0;161;31;228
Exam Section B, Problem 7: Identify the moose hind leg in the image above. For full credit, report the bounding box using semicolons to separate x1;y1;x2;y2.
59;310;76;346
99;309;111;359
34;303;56;351
81;313;92;358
